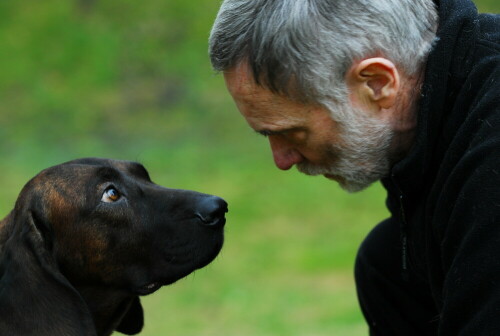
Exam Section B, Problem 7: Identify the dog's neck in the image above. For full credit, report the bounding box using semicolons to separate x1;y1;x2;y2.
74;285;136;336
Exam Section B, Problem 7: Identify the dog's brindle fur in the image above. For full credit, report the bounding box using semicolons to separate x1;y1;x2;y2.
0;158;227;336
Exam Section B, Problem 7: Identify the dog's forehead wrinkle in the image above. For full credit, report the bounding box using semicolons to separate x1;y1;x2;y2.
95;166;122;180
127;163;151;182
108;161;152;184
54;158;150;185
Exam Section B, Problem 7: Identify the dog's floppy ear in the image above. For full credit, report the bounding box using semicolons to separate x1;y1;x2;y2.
0;209;95;335
116;296;144;335
26;207;55;254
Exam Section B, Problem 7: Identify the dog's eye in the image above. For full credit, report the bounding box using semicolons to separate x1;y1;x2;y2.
101;187;121;203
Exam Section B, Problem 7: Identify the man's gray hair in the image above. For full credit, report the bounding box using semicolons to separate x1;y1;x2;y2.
209;0;438;104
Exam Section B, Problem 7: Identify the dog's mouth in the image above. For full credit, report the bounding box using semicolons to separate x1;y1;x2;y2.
133;231;225;296
134;274;188;296
136;282;162;296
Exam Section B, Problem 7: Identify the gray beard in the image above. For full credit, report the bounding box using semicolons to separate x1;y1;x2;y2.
297;107;394;193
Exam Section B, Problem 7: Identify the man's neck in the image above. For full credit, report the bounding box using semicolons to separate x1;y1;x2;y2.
388;70;425;165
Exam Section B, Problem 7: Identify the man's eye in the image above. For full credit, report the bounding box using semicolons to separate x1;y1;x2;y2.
285;130;307;144
101;187;121;203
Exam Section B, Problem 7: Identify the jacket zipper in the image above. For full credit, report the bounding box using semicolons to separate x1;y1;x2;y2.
391;174;410;281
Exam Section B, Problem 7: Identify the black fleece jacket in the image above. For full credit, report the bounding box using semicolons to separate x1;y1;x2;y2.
381;0;500;334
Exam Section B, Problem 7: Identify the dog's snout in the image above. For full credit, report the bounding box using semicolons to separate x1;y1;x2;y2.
195;196;228;228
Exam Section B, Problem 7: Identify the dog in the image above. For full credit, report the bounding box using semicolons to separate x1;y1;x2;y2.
0;158;227;336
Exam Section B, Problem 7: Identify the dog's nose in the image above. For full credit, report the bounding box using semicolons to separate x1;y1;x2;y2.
195;196;228;228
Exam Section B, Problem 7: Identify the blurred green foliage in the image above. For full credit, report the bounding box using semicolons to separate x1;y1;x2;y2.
0;1;497;335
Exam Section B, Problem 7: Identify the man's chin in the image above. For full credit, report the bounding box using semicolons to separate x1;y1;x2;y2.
323;173;373;193
323;173;341;181
297;166;373;192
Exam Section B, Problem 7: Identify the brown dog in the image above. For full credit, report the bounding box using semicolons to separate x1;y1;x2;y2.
0;158;227;336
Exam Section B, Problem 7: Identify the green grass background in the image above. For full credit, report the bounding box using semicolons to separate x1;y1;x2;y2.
0;1;497;335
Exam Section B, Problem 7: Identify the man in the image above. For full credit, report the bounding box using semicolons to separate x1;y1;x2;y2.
209;0;499;334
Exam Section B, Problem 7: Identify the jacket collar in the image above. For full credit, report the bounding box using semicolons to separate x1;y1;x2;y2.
385;0;479;196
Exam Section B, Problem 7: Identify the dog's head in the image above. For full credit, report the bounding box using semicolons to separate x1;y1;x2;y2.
11;158;227;334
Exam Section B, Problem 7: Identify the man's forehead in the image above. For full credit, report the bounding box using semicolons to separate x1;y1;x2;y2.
223;62;262;98
224;63;298;114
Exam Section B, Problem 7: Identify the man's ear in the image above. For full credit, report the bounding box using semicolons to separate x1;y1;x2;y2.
116;296;144;335
346;57;400;110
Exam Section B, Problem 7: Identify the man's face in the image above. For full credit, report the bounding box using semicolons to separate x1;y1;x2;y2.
223;63;394;192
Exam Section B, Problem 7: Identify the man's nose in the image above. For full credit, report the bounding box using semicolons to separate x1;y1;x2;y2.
268;135;304;170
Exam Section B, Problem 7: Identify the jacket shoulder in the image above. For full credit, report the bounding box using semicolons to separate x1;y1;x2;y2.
477;13;500;51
